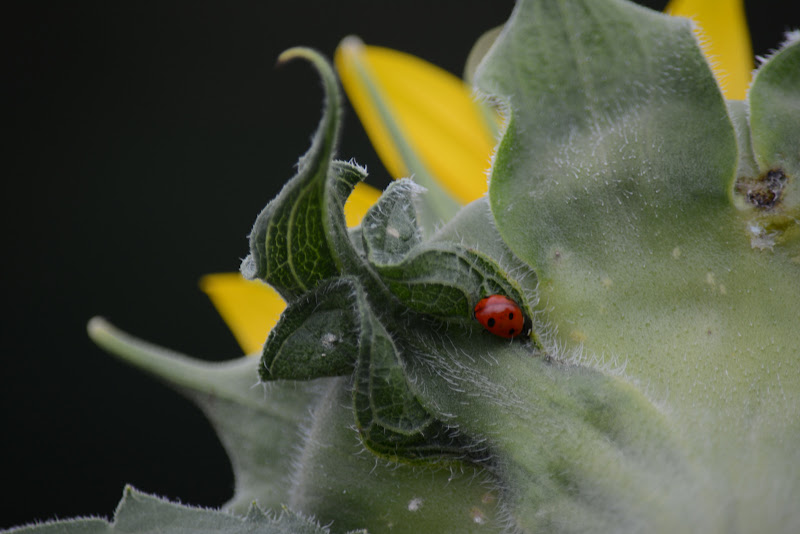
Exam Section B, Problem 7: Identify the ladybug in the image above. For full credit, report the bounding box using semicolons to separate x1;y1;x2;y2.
474;295;527;339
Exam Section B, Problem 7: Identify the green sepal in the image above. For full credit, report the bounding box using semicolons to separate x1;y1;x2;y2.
477;0;737;279
430;198;539;302
361;178;424;266
86;321;503;532
260;277;361;381
86;318;325;512
352;297;474;463
376;243;538;343
469;1;800;528
242;48;365;300
361;180;539;343
289;379;504;533
728;99;799;249
748;33;800;214
727;100;760;189
329;160;371;270
402;330;692;533
1;485;342;534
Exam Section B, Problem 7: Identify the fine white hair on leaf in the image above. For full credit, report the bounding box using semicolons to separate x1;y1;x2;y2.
285;378;342;508
342;157;368;175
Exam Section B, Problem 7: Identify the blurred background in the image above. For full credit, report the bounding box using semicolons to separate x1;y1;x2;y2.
1;0;795;528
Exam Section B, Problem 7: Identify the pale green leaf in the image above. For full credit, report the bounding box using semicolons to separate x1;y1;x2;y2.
288;379;504;533
472;0;800;529
478;0;736;276
87;318;325;512
4;486;335;534
403;328;694;533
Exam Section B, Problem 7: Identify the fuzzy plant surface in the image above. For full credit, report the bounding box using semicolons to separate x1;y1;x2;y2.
8;0;799;533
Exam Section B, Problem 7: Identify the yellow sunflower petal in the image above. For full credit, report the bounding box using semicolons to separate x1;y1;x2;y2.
199;273;285;354
344;182;382;227
336;37;497;205
665;0;753;100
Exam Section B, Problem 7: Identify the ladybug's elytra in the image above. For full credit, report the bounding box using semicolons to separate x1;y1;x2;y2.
474;295;527;339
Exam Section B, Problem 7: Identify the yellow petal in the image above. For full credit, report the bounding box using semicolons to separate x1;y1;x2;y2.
199;273;285;354
336;38;497;205
665;0;753;100
344;182;382;227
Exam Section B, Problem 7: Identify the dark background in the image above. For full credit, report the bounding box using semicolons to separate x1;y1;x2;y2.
2;1;795;529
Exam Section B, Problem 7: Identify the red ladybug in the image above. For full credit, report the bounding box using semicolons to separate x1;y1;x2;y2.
474;295;526;339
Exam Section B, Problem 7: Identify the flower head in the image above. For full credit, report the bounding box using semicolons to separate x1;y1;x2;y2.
204;0;755;354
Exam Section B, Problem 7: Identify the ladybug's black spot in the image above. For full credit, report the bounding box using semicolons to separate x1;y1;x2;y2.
509;329;516;336
487;318;496;328
508;312;514;320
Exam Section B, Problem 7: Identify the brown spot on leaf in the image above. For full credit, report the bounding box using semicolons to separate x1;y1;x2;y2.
735;168;787;210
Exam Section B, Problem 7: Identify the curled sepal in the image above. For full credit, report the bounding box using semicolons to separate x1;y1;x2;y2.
353;303;472;462
376;243;539;345
327;160;373;275
361;178;424;266
260;277;361;381
242;48;365;300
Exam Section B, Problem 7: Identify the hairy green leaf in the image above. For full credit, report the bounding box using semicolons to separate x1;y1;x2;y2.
430;198;539;306
86;322;508;533
361;178;424;266
242;48;365;300
404;329;695;533
289;379;504;533
361;181;539;345
727;100;760;185
261;277;360;381
3;486;340;534
87;318;324;512
5;520;110;534
472;0;800;529
748;33;800;212
478;0;736;275
377;243;537;343
353;297;474;462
